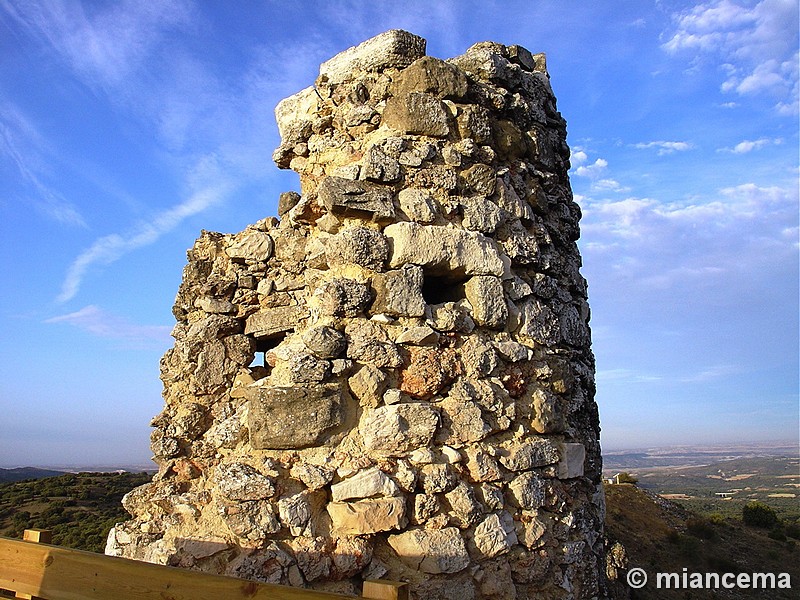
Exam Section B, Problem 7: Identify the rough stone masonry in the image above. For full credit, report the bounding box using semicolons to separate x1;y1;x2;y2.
107;30;607;599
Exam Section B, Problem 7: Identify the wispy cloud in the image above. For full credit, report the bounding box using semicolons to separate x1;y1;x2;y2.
661;0;799;114
717;137;782;153
57;180;231;303
0;0;194;92
633;140;693;155
45;304;171;347
0;102;86;227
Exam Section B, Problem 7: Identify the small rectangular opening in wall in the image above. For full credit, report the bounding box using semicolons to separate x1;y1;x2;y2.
422;274;467;305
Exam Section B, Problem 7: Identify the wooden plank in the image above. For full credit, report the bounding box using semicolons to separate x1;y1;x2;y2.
0;536;357;600
362;580;409;600
15;531;52;600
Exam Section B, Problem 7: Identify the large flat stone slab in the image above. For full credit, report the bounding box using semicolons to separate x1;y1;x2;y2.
246;385;344;449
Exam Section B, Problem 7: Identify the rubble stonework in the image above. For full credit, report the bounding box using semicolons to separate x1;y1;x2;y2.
107;30;606;599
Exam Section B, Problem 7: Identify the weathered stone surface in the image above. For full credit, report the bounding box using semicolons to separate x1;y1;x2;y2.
327;497;406;535
473;512;517;559
246;385;344;449
397;187;438;223
317;177;395;222
330;467;399;502
319;29;426;84
361;145;401;183
461;196;502;234
508;472;546;510
398;346;460;399
383;92;450;137
301;325;346;358
557;442;586;479
370;264;426;317
384;222;504;277
227;230;274;262
388;527;470;574
464;275;508;328
119;30;603;598
218;500;280;540
347;364;388;407
360;403;438;455
392;56;468;99
326;227;389;270
314;278;372;318
216;463;276;501
245;305;305;339
499;439;560;471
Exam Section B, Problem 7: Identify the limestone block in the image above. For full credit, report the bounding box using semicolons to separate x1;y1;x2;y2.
361;145;401;183
464;275;508;329
473;512;517;559
391;56;468;99
419;463;457;493
319;29;426;84
499;439;560;471
218;500;280;540
557;442;586;479
317;176;395;222
370;264;426;317
274;85;320;142
331;467;399;502
347;364;388;407
384;221;504;277
437;392;491;446
314;278;372;318
397;188;438;223
394;325;438;345
387;527;470;574
226;230;274;262
246;385;344;449
383;92;450;137
215;463;276;501
290;463;335;491
245;305;306;339
325;226;389;270
464;447;502;483
360;403;438;455
277;492;312;536
461;196;502;234
301;325;346;359
327;497;407;535
516;510;550;549
398;346;459;399
444;482;481;528
508;472;546;510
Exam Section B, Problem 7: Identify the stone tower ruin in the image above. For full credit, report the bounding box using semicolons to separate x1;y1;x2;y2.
107;30;606;599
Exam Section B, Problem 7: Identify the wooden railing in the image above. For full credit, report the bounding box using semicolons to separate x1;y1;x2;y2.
0;530;407;600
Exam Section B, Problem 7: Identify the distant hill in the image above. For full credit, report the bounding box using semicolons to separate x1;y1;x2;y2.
0;471;151;552
0;467;65;483
605;483;799;599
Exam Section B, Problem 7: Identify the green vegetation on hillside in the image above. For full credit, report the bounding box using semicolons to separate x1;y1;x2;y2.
605;483;799;600
0;472;151;553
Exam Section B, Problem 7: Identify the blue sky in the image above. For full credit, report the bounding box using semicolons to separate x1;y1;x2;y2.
0;0;797;467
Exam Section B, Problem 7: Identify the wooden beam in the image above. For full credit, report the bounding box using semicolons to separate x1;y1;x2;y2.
15;530;52;600
0;535;358;600
362;580;409;600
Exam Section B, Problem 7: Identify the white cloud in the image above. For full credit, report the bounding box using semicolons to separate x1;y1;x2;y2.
662;0;799;113
718;137;782;153
580;182;798;291
45;305;171;347
574;158;608;179
57;180;231;303
633;140;693;155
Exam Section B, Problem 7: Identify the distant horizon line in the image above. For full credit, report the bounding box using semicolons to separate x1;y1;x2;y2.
2;439;798;471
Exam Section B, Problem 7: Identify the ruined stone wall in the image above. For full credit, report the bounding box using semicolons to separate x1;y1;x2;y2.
107;30;606;600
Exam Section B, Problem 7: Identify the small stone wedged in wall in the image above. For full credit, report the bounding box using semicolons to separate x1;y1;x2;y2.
110;29;607;600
